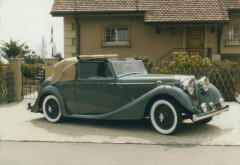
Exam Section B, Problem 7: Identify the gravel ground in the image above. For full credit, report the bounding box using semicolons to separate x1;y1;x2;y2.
0;100;239;145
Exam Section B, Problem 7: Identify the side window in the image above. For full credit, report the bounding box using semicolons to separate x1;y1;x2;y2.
78;62;113;79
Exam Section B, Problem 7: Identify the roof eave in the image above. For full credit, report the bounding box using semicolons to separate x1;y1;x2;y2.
228;8;240;12
144;20;230;25
50;10;145;16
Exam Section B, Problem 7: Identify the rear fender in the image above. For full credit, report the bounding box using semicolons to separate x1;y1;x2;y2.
31;86;70;116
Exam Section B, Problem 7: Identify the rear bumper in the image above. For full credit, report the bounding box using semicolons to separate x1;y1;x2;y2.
27;103;32;111
192;105;229;122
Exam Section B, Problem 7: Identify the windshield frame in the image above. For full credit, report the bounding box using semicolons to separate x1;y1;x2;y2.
111;60;147;78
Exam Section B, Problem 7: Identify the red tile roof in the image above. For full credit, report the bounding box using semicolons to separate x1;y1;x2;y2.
51;0;240;23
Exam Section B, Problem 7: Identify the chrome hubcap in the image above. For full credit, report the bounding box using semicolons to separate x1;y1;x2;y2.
48;106;52;113
159;113;164;122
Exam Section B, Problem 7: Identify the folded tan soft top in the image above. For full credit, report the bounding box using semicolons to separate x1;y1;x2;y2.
50;54;118;83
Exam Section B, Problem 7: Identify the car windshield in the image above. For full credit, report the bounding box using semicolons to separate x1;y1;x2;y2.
111;60;147;77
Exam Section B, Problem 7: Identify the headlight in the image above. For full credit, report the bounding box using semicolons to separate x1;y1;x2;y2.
197;76;209;92
183;78;195;95
219;98;226;107
201;103;208;112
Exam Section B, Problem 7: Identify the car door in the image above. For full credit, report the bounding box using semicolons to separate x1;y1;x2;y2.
75;61;123;115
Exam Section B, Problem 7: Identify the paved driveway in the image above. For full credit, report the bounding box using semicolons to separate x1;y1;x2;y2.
0;100;239;145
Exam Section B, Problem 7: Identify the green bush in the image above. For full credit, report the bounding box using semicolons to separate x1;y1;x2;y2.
156;52;212;76
22;64;44;79
134;55;154;73
157;52;240;100
0;60;3;73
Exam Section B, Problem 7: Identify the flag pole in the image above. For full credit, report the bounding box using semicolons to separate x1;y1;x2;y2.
51;23;54;57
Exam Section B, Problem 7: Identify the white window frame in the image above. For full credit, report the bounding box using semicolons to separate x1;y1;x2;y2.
226;25;240;46
102;26;130;47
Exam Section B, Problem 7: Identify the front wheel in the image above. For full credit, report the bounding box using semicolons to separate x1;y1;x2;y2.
150;99;182;135
42;95;62;123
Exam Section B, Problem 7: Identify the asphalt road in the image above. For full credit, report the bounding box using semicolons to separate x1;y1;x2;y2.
0;100;239;145
1;141;240;165
0;100;240;165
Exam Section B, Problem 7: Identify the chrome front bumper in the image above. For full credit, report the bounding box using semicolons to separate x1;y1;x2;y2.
192;105;229;122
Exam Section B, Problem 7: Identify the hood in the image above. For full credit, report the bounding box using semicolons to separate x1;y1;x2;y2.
119;74;195;84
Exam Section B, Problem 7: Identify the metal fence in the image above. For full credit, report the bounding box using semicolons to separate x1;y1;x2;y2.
157;67;240;101
23;64;45;99
155;48;212;69
0;72;15;104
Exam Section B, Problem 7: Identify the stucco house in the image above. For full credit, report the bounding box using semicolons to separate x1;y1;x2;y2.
51;0;240;63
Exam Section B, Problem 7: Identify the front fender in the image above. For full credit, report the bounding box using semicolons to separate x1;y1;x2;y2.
146;85;197;113
198;83;223;105
31;85;70;116
109;85;196;119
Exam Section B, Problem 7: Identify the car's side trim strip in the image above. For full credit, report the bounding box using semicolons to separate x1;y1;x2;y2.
110;83;156;85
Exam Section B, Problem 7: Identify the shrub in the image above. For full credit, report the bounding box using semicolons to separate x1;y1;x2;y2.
158;52;240;100
0;60;3;73
22;64;44;79
157;52;212;76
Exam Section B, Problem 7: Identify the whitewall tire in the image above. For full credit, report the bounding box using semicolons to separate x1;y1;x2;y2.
43;95;62;123
150;99;182;135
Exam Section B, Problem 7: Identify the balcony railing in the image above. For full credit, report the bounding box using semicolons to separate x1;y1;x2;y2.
155;48;212;69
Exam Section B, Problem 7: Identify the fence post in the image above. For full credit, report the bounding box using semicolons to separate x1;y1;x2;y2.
44;58;59;79
8;58;23;102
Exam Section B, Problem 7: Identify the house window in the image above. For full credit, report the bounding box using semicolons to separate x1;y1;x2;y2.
102;27;130;47
226;26;240;46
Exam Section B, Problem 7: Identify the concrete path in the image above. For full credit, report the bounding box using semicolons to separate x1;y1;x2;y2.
0;100;240;145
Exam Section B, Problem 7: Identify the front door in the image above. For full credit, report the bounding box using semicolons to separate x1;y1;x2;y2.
75;61;123;115
186;27;204;56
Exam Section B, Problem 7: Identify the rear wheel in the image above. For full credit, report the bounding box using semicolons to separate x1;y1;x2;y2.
150;99;182;135
42;95;62;123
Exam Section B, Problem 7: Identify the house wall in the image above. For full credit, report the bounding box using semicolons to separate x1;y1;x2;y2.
63;14;240;61
221;13;240;54
206;26;218;55
64;16;183;61
64;16;77;58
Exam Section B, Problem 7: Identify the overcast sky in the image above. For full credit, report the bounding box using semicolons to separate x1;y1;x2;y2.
0;0;64;58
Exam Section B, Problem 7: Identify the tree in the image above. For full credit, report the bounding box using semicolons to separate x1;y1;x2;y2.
53;52;63;61
39;36;48;58
0;39;44;64
0;39;29;58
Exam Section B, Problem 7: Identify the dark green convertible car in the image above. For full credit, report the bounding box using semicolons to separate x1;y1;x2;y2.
28;54;229;135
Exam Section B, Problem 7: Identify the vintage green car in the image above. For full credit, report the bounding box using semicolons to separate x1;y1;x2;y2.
28;54;229;135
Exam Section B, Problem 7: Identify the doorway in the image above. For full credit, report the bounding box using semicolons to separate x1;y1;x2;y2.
186;27;204;56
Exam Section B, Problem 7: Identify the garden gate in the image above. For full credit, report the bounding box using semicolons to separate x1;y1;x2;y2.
22;63;45;99
0;70;15;104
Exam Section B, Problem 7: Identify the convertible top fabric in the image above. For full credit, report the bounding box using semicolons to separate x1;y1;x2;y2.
50;57;78;83
50;54;118;83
